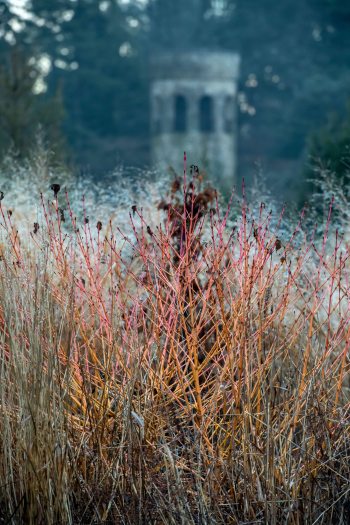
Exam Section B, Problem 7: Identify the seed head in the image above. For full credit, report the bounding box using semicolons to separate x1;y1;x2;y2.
50;184;60;198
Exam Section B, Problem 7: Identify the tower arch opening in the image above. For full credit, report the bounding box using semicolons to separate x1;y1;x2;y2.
174;94;187;132
199;95;214;132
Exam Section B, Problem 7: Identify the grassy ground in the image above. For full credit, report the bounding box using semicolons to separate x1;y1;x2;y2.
0;162;350;524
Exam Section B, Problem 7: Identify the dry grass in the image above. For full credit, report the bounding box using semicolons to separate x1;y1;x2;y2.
0;162;350;524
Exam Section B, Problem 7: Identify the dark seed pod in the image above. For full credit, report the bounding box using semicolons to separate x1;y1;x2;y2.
33;222;39;234
147;225;153;236
7;210;12;217
50;184;60;198
275;238;282;251
0;191;4;201
84;217;89;224
96;221;102;231
131;205;137;215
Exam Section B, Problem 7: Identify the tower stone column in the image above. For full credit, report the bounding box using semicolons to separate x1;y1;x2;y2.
150;51;240;195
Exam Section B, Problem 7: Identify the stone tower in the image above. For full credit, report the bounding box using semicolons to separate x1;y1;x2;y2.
150;51;240;194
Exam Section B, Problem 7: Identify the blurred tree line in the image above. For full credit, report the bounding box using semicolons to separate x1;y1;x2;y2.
0;0;349;196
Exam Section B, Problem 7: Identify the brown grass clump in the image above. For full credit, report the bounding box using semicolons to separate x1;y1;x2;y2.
0;166;350;524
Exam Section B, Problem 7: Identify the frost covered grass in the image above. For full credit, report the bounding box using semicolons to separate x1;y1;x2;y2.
0;155;350;524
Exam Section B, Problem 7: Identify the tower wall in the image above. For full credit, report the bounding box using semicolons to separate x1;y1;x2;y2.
150;52;240;195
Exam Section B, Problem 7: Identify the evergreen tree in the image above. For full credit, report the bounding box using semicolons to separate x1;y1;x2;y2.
146;0;205;50
1;0;148;170
303;102;350;187
28;0;148;171
0;47;66;160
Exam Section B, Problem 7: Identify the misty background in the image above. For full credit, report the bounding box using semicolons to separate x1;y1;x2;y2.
0;0;349;205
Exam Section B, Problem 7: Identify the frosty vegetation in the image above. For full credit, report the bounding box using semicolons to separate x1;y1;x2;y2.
0;150;350;524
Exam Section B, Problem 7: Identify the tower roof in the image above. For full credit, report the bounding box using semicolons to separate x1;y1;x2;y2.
150;50;240;81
